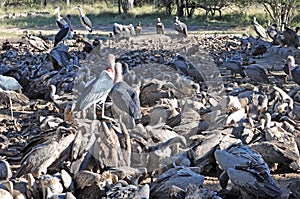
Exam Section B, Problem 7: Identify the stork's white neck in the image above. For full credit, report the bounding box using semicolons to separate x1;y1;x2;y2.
78;7;84;16
114;63;123;83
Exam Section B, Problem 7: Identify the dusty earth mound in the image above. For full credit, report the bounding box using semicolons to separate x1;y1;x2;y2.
0;27;299;199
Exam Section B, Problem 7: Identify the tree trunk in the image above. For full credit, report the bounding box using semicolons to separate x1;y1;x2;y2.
165;1;172;15
177;0;184;17
128;0;134;10
118;0;122;14
205;10;209;21
66;0;70;6
41;0;47;7
186;0;195;18
122;0;129;15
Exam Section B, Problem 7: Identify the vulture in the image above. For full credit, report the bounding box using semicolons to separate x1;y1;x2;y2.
135;21;142;36
253;17;267;39
252;44;267;57
215;144;282;199
282;24;300;48
244;64;270;83
156;18;164;34
173;16;188;36
223;58;246;78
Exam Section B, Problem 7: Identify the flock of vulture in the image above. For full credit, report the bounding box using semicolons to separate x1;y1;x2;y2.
0;8;299;199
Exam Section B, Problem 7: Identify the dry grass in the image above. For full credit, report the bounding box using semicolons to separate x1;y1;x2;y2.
1;3;298;39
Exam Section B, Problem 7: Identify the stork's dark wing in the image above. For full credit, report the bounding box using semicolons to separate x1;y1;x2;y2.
54;26;69;46
81;16;92;32
74;71;114;111
56;17;67;29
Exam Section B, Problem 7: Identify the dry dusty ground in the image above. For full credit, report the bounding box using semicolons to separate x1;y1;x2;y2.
0;25;299;198
0;24;245;42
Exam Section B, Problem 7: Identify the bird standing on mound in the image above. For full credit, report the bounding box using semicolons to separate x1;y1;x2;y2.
74;54;123;120
23;30;49;51
109;79;142;129
77;5;93;33
252;44;267;57
53;6;67;29
253;17;267;39
49;44;71;70
135;21;142;36
173;16;188;36
156;18;164;34
282;24;300;48
244;64;270;84
0;75;28;120
54;14;73;46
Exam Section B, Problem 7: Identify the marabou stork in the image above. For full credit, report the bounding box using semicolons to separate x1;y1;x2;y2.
77;5;93;33
253;17;267;39
0;75;24;120
53;6;67;29
74;54;122;120
156;17;164;34
54;14;73;46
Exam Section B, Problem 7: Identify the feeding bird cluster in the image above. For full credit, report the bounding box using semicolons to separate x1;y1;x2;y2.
110;16;188;39
53;6;189;43
253;16;300;48
1;12;300;199
24;8;190;55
